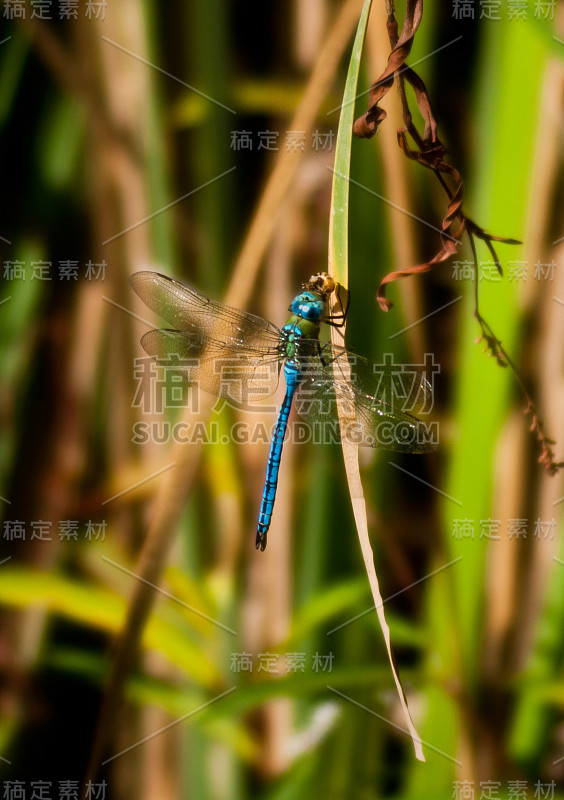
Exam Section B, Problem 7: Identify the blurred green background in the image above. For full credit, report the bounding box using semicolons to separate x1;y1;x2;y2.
0;1;563;798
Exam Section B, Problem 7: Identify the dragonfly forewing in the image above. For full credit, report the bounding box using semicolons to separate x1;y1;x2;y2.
130;272;283;348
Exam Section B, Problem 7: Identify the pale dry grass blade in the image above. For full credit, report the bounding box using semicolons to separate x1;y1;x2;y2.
327;0;425;762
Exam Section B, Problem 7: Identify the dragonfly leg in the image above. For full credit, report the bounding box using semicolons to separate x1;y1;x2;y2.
324;282;350;329
314;339;344;369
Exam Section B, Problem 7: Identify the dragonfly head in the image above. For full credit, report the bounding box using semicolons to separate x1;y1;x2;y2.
303;272;336;300
289;291;325;321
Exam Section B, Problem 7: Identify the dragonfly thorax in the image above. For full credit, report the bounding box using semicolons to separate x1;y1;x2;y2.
283;289;326;351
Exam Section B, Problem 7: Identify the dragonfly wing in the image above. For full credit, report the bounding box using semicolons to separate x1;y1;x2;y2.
294;344;437;453
140;329;281;403
324;343;432;412
130;271;282;351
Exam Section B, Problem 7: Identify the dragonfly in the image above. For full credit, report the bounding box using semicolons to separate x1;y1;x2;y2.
130;271;436;551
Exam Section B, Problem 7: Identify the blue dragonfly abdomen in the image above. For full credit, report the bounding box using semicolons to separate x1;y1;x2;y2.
256;361;300;550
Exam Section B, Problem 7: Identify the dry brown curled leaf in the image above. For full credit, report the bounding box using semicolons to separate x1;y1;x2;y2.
354;0;423;139
352;0;560;475
375;130;519;310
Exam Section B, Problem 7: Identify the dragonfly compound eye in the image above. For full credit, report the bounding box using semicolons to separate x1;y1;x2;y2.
290;292;324;320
